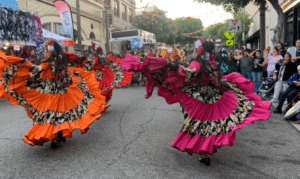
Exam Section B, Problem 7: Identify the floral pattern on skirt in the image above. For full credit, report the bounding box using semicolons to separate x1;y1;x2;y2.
181;84;222;104
1;63;95;127
181;81;254;137
107;62;124;88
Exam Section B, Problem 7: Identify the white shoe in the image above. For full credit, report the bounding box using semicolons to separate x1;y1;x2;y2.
284;100;288;105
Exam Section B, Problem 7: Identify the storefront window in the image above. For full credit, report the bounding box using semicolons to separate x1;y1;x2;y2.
42;23;51;32
54;23;64;35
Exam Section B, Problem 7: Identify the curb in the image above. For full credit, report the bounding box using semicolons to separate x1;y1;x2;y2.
272;102;300;132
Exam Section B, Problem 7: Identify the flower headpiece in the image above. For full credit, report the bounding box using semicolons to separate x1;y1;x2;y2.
178;50;185;62
160;49;169;58
46;40;55;55
196;39;205;56
91;43;103;53
147;49;153;57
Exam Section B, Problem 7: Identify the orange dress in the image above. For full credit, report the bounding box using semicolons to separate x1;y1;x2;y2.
0;51;109;146
84;56;133;102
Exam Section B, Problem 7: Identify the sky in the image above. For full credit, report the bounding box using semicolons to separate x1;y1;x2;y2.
0;0;18;10
134;0;233;28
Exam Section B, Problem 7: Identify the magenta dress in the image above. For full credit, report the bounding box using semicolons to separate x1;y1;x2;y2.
122;54;271;155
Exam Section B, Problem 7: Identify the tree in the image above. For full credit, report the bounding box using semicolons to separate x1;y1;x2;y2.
175;18;204;46
196;0;284;49
203;12;251;47
203;23;225;40
134;7;179;45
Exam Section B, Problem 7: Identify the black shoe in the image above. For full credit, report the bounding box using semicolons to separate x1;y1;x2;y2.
273;109;282;114
56;132;65;142
51;142;58;149
199;156;210;166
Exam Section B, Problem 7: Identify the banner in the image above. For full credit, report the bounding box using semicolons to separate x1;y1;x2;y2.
131;38;141;51
183;29;202;36
53;0;74;40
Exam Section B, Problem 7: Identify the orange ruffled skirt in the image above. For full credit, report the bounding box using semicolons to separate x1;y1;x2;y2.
0;51;109;146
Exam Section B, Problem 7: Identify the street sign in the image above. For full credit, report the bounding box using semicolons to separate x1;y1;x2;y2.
228;19;242;33
224;31;236;40
226;40;234;46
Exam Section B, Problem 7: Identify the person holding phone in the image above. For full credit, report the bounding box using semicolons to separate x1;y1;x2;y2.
250;50;265;93
271;53;297;103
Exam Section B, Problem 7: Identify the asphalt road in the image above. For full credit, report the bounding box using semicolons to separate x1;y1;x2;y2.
0;86;300;179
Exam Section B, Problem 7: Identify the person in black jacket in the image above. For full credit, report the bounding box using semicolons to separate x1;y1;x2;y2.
274;62;300;114
271;53;297;103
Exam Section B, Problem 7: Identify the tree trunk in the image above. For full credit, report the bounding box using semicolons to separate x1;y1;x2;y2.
260;1;266;51
269;0;284;46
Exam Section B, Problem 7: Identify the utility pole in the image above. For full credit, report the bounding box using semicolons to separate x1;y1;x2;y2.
104;0;110;53
243;6;246;47
76;0;82;53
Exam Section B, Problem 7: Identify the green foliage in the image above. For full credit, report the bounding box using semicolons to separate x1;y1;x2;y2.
134;8;179;45
203;11;251;43
203;23;226;40
196;0;252;12
175;18;204;45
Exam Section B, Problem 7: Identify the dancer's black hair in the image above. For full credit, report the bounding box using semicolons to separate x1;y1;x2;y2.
192;41;229;92
46;41;68;79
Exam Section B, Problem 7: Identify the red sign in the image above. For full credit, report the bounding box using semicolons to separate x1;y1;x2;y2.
232;20;238;25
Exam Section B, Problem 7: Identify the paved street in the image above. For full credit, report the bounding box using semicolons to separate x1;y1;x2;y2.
0;86;300;179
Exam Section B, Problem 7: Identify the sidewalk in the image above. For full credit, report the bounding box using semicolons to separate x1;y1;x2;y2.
272;102;300;132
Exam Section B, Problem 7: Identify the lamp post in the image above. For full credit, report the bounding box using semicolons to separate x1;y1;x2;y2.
76;0;83;53
104;0;111;53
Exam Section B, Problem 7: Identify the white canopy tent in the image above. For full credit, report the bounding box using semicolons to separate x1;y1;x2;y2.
42;28;74;47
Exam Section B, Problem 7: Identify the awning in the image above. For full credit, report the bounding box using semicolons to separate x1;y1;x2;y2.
246;30;260;43
42;29;75;47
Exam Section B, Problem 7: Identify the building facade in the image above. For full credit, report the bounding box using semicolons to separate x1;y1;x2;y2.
17;0;135;53
246;1;279;50
281;0;300;46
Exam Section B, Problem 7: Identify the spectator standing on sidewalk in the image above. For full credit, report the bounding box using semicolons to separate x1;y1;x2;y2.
264;47;283;78
235;50;243;73
274;65;300;114
284;43;290;51
250;50;265;93
240;49;253;80
271;53;297;103
227;51;239;73
278;43;287;57
291;39;300;67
